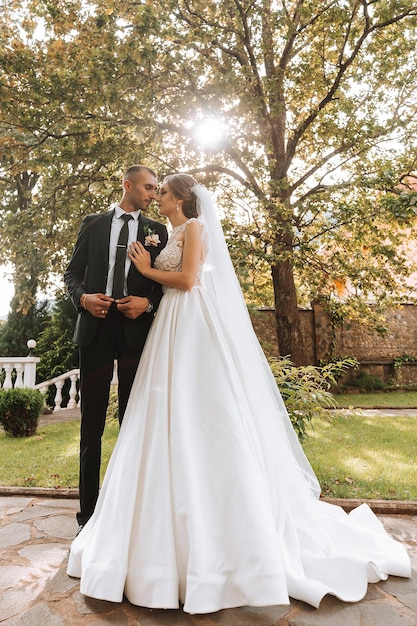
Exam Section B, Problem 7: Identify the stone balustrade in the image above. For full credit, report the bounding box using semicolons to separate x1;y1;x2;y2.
35;369;81;412
34;364;118;412
0;356;40;390
0;340;118;412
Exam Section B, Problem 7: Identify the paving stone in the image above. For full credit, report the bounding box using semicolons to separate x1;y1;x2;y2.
380;570;417;594
196;605;294;626
88;608;131;624
1;496;417;626
0;565;26;590
357;601;417;626
379;514;417;543
0;522;31;548
9;505;65;523
0;497;34;515
380;573;417;612
290;594;417;626
284;599;362;626
32;527;48;540
119;606;206;625
2;602;67;626
74;590;123;615
361;582;385;601
18;542;69;570
0;545;70;621
36;498;79;510
403;545;417;563
0;586;39;622
34;514;78;540
43;565;79;595
397;594;417;613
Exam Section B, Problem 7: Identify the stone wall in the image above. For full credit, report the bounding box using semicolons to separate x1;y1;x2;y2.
315;304;417;362
249;308;279;358
250;304;417;384
249;308;316;362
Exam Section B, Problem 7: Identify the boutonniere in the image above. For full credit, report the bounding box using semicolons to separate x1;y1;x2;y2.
144;225;161;247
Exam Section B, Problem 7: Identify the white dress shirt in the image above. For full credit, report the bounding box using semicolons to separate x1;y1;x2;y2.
105;205;141;297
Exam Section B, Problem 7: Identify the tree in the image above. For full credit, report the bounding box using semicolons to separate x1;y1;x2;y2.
35;292;78;383
0;296;50;357
139;0;417;363
1;1;417;364
0;0;164;308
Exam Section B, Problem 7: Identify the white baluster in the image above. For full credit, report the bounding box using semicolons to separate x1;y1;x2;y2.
3;364;13;389
68;374;78;409
14;363;24;388
23;358;38;388
54;380;64;412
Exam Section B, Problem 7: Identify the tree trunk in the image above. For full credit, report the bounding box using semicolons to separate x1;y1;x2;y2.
271;255;307;366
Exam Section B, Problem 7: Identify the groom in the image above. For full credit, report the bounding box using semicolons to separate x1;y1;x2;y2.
65;164;168;531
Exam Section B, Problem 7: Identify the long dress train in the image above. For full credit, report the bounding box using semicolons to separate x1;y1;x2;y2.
67;219;410;614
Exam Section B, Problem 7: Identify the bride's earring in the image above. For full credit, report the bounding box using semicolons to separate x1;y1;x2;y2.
176;203;180;211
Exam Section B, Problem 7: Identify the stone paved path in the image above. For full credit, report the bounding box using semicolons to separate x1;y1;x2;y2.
0;495;416;625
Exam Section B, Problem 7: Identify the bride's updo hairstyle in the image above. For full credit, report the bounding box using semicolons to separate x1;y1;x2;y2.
163;174;198;219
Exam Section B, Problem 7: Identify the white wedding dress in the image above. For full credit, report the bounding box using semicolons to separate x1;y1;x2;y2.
67;217;410;614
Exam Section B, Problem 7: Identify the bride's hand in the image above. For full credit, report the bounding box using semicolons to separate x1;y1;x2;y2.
129;241;151;274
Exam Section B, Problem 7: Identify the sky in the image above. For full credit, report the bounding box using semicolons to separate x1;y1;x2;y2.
0;264;62;318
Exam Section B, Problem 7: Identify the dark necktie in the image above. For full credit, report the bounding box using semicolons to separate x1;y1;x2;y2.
112;213;133;300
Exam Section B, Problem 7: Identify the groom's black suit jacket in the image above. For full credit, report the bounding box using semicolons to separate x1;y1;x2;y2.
64;209;168;350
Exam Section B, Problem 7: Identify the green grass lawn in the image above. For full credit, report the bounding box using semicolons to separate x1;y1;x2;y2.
302;413;417;500
0;420;119;489
1;410;416;500
335;390;417;408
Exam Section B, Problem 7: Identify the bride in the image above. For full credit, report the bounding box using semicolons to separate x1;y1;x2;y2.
67;173;410;614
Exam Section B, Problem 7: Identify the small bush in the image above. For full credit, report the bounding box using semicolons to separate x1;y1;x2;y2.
0;388;44;437
269;356;356;441
343;369;386;391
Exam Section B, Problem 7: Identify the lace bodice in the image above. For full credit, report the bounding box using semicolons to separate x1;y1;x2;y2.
155;219;202;279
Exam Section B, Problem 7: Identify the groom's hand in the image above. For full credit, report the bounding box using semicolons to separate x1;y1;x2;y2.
115;296;148;319
82;293;114;318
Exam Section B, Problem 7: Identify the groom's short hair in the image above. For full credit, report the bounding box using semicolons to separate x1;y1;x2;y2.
123;164;157;181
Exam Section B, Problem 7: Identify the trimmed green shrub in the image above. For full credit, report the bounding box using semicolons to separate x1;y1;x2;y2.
0;388;44;437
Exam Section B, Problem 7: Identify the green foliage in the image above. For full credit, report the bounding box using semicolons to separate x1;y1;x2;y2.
0;298;51;357
0;388;44;437
393;353;417;384
269;356;357;441
35;293;78;383
222;214;275;306
1;0;417;359
33;293;79;407
296;188;417;329
342;369;387;392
